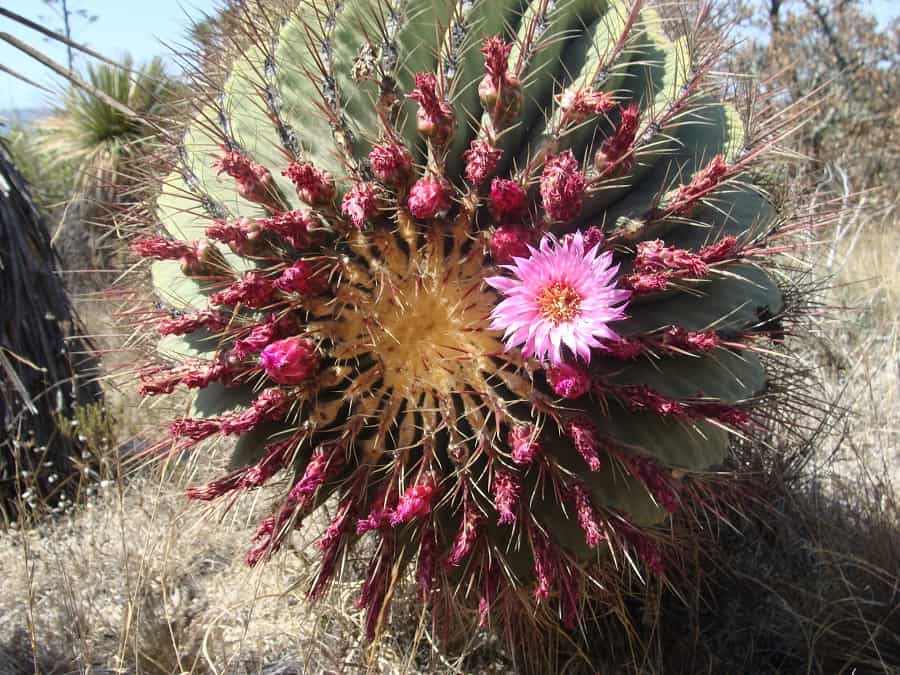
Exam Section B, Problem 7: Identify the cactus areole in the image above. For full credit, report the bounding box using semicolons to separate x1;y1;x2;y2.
134;0;795;642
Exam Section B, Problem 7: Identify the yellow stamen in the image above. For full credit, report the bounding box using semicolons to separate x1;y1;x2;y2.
536;281;582;325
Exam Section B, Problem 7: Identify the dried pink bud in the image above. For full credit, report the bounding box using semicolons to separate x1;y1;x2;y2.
258;210;315;249
634;239;707;277
508;425;541;465
283;161;336;205
617;385;687;417
666;155;730;216
157;309;228;336
214;148;277;207
478;37;521;124
606;338;644;360
390;473;437;526
582;226;606;250
292;443;345;497
569;481;606;547
489;223;533;264
169;417;220;442
341;182;381;228
491;469;520;525
530;529;554;602
130;236;196;261
540;150;585;223
663;327;721;353
356;487;397;534
598;103;640;175
186;437;293;501
621;454;679;513
564;416;603;472
407;176;451;220
275;259;327;296
464;140;503;184
231;315;293;361
210;271;275;308
624;271;670;293
446;501;483;567
408;72;455;144
220;387;291;435
259;336;318;385
206;219;257;255
699;235;739;263
488;178;528;220
369;143;413;185
547;361;591;399
180;358;241;389
557;87;615;123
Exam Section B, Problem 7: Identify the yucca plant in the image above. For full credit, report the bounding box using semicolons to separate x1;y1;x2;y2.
0;139;102;522
128;0;814;662
40;56;181;206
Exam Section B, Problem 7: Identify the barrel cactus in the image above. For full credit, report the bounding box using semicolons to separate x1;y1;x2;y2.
131;0;799;647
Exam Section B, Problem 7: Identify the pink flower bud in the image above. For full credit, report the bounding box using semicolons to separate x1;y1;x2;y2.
563;416;603;472
488;178;528;220
259;336;318;385
508;424;541;465
582;226;605;250
214;148;278;208
130;236;196;261
283;161;336;205
489;223;533;264
547;361;591;399
275;260;327;296
407;176;451;220
540;150;585;223
157;309;228;336
446;500;483;567
463;140;503;184
556;87;615;123
491;469;520;525
369;143;413;184
569;481;606;547
210;271;275;309
408;73;455;144
599;103;640;176
341;182;381;228
390;473;437;526
624;271;670;293
258;210;315;249
478;37;521;124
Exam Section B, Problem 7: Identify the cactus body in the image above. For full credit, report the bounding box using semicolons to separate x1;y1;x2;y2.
134;0;795;642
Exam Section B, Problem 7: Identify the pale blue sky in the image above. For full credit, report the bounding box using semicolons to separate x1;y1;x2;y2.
1;0;897;112
1;0;218;111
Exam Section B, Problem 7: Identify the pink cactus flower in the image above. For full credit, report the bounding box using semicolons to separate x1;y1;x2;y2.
486;231;631;366
259;336;319;384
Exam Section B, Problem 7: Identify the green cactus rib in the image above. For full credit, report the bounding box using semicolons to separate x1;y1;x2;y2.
135;0;802;639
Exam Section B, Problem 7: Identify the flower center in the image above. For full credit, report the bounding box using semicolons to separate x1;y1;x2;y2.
536;281;583;325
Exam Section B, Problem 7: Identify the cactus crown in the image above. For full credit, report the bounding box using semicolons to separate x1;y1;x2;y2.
132;0;799;646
